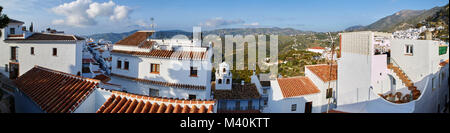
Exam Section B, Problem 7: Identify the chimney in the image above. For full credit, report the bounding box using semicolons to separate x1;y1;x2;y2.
425;31;432;40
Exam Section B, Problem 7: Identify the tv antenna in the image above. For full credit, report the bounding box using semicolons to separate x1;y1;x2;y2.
326;32;336;113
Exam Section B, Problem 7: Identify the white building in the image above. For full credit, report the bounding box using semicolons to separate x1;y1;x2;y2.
13;66;215;113
108;30;213;100
0;19;84;79
266;64;337;113
306;46;325;54
335;31;449;113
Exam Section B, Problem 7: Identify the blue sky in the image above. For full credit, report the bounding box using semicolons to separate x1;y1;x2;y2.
0;0;448;35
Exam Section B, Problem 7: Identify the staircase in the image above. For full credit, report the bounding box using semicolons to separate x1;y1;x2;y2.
387;63;421;100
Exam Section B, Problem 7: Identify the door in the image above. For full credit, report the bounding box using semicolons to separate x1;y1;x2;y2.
305;101;313;113
9;63;19;79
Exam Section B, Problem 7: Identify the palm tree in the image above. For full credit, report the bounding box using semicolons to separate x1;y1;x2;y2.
0;6;11;37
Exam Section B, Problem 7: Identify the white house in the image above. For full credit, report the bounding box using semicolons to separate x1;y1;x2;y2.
108;30;213;100
335;31;449;113
0;19;84;79
267;76;321;113
266;64;337;113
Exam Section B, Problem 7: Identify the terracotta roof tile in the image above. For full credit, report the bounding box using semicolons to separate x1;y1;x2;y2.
116;31;154;46
6;33;84;41
212;82;260;99
112;73;206;90
277;77;320;98
306;64;337;82
93;74;111;82
111;49;207;60
440;59;449;67
97;91;215;113
14;66;99;113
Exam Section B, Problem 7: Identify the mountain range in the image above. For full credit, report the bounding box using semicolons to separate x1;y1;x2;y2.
85;3;448;43
345;4;448;32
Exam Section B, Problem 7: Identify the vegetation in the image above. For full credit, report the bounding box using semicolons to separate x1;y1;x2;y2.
0;6;11;37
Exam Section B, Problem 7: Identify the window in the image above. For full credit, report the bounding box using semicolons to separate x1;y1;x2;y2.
264;99;268;106
190;67;198;77
226;79;230;84
10;47;17;60
10;28;15;34
223;68;226;73
149;88;159;97
218;79;222;84
405;44;413;55
52;48;57;56
291;104;297;111
150;63;160;74
30;47;35;55
326;88;333;99
188;94;196;100
124;61;129;70
117;60;122;69
248;100;253;110
5;64;8;72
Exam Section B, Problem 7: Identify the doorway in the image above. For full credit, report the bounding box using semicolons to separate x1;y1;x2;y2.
9;63;19;79
305;101;312;113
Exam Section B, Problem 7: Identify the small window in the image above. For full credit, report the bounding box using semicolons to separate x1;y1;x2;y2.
52;48;57;56
405;44;413;55
190;67;198;77
188;94;196;100
326;88;333;99
117;60;122;69
5;64;8;72
10;28;15;34
291;104;297;111
218;79;222;84
223;68;226;73
31;47;35;55
264;99;268;106
10;47;17;60
149;88;159;97
124;61;129;70
150;63;160;74
226;79;230;84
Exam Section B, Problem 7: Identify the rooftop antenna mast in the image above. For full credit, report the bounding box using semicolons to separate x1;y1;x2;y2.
326;32;336;113
150;17;156;39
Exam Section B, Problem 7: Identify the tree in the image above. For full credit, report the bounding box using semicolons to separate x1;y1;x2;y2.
0;6;11;37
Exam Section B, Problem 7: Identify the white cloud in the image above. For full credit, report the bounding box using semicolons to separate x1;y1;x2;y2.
86;1;115;18
52;19;66;25
200;17;245;27
110;5;131;21
243;22;260;26
51;0;132;27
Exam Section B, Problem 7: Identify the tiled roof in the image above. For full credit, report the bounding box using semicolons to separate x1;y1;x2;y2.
14;66;99;113
6;33;84;41
97;91;215;113
112;73;206;90
138;40;155;49
93;74;111;83
212;82;261;99
116;31;154;46
111;49;208;60
439;59;449;67
9;19;24;24
306;64;337;82
277;77;320;98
